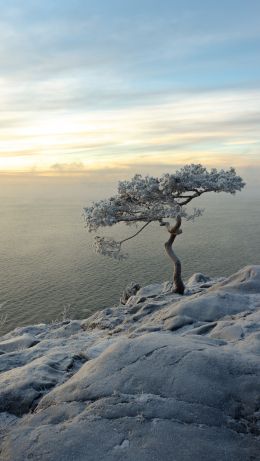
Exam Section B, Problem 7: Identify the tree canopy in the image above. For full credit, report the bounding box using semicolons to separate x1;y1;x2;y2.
84;164;245;260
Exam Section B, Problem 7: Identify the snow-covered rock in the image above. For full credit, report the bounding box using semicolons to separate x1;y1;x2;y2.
0;265;259;461
186;272;211;286
0;334;38;354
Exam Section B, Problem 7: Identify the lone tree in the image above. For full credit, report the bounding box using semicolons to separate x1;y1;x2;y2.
84;164;245;295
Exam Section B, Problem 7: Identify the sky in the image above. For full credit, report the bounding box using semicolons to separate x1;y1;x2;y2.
0;0;260;178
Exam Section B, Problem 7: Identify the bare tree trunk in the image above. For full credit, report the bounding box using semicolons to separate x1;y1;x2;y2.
164;216;185;295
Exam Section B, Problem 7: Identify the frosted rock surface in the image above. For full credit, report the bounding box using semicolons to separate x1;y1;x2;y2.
0;265;260;461
186;272;211;286
0;334;38;354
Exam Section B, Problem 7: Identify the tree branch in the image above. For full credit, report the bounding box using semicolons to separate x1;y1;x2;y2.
178;191;203;206
160;215;183;235
117;216;153;223
119;221;151;245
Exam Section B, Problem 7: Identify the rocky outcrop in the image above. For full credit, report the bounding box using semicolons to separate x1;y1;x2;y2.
0;266;259;460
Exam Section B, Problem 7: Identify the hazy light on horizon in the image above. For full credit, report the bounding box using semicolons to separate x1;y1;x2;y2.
0;1;259;175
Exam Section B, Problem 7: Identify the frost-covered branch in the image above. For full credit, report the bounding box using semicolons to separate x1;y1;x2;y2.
94;236;126;260
83;164;245;259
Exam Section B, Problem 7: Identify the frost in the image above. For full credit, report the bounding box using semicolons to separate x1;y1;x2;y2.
83;164;245;258
94;236;127;260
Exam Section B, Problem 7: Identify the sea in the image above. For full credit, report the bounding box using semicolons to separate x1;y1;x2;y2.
0;175;259;335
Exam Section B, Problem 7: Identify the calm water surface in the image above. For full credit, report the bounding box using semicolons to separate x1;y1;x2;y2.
0;177;259;335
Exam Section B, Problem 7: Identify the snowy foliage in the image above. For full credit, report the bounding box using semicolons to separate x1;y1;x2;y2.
159;164;245;195
84;164;245;258
94;236;127;260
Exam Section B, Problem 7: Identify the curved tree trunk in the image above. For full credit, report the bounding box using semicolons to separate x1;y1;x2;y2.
164;215;185;295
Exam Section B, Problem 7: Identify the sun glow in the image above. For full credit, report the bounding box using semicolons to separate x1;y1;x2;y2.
1;89;260;175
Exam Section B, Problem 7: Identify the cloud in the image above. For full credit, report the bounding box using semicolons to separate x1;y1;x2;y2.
0;2;260;175
1;1;259;92
0;87;259;174
50;161;86;173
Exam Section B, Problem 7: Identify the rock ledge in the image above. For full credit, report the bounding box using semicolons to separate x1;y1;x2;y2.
0;265;259;460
